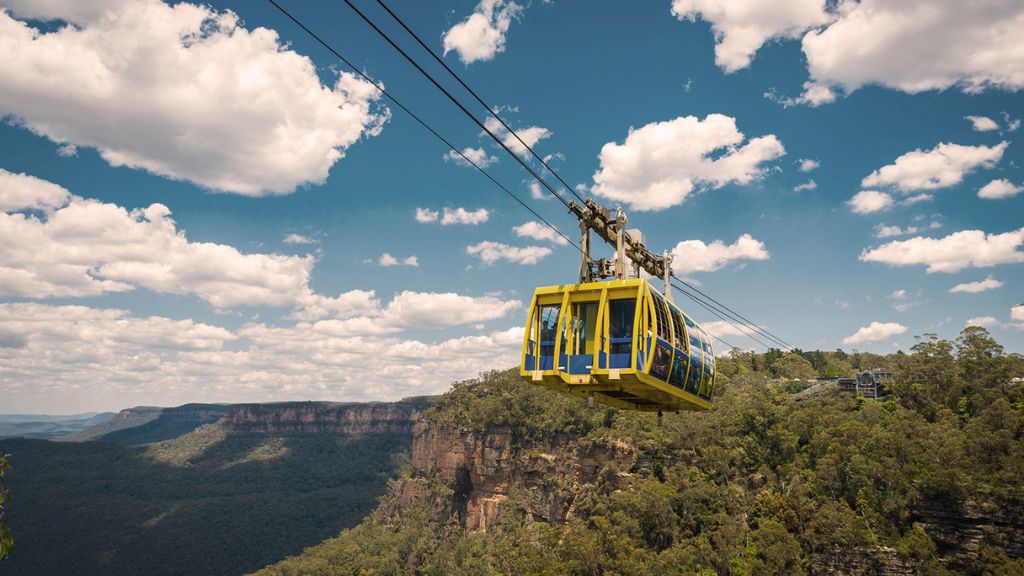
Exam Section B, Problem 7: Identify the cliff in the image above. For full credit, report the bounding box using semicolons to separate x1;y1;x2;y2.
387;420;635;532
221;400;429;436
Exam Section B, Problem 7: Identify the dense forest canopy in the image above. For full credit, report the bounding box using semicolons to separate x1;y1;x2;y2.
256;327;1024;576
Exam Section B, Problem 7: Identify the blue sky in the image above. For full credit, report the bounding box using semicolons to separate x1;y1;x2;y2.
1;0;1022;413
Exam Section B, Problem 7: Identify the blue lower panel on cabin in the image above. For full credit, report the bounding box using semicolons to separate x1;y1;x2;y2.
569;355;591;374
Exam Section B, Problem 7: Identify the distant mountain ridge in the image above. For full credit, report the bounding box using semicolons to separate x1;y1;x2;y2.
0;412;115;440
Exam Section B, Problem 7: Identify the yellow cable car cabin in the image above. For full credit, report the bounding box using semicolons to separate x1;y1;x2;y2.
520;277;716;413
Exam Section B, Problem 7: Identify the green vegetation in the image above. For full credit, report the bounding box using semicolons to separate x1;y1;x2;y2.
0;422;412;576
255;327;1024;576
0;453;11;561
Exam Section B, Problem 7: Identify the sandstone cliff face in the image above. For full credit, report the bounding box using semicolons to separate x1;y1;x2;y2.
390;419;635;531
915;501;1024;571
222;401;426;435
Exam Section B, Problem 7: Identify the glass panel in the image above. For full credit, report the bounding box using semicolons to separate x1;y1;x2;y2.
651;342;671;380
670;310;686;350
609;299;635;355
669;347;687;387
538;304;559;359
650;293;670;340
687;353;702;393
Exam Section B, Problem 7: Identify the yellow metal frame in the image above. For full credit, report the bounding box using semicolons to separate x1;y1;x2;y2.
520;278;715;412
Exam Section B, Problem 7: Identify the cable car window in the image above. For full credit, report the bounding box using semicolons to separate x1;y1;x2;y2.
650;293;670;341
670;310;686;350
687;353;702;392
538;304;559;358
608;299;635;355
651;342;671;380
683;314;696;330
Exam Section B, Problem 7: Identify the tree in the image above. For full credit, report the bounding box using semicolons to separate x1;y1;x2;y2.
0;454;11;561
771;353;817;381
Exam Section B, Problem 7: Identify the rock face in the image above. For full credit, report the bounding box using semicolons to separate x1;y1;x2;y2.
222;400;429;436
915;501;1024;571
390;419;635;531
810;547;916;576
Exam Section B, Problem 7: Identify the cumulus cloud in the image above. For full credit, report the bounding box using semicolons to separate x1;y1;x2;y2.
874;222;940;238
415;208;439;223
0;169;71;212
378;253;418;267
965;316;998;328
282;233;316;245
0;0;388;195
669;234;769;275
441;207;489;225
889;289;908;300
842;321;907;345
0;169;324;307
590;114;784;211
671;0;830;73
978;179;1023;200
798;158;820;172
444;146;497;168
793;180;817;192
862;142;1007;193
442;0;522;65
482;116;551;157
860;228;1024;273
950;277;1004;294
700;319;758;338
800;0;1024;100
1012;304;1024;322
466;241;551;265
965;115;1000;132
0;302;526;412
512;221;568;245
847;190;893;214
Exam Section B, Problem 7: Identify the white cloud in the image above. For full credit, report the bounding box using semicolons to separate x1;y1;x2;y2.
793;179;817;192
862;142;1007;192
875;223;929;238
282;233;316;245
842;321;907;345
889;289;907;300
0;301;527;412
0;169;70;212
798;158;820;172
1012;304;1024;322
378;253;418;267
950;277;1004;294
466;241;551;265
441;207;489;225
590;114;784;211
0;0;388;195
671;0;830;73
0;169;322;308
669;234;769;275
513;221;568;245
528;182;548;201
965;316;999;328
965;115;1000;132
444;146;497;168
978;179;1023;200
860;228;1024;273
700;319;758;338
801;0;1024;100
442;0;523;65
482;116;551;157
847;190;893;214
415;207;439;223
902;193;932;206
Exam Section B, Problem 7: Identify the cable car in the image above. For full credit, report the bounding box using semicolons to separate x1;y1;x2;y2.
519;200;716;413
520;278;715;412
